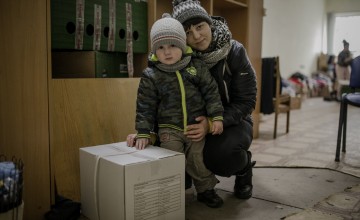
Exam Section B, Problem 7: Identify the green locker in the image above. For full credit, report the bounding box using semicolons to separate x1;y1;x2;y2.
52;51;128;78
51;0;96;50
129;0;148;53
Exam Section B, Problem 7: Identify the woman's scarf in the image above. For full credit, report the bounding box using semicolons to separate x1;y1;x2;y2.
193;17;232;69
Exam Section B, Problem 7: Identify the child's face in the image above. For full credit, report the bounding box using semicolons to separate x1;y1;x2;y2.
155;44;182;65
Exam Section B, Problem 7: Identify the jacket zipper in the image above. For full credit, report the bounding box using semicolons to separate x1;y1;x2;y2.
176;70;187;132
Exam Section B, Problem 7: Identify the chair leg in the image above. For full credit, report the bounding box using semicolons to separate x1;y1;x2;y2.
342;103;348;153
274;112;278;139
335;101;345;162
286;111;290;133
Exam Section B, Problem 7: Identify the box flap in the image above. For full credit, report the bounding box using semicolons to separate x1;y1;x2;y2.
132;145;184;159
102;154;150;166
97;144;184;166
80;142;136;156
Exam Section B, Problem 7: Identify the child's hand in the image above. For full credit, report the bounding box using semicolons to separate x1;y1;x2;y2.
126;133;137;147
211;121;223;135
135;138;149;150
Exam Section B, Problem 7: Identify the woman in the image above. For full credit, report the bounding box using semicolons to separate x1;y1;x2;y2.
128;0;257;200
172;0;257;200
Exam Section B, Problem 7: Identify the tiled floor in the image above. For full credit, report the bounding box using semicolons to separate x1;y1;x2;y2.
253;97;360;177
185;97;360;220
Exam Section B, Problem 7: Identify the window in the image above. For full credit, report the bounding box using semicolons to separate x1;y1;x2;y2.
332;14;360;57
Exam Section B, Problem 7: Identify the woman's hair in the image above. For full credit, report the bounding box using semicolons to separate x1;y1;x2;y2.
182;17;210;31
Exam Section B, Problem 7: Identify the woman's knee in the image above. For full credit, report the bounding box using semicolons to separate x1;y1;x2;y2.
204;147;248;176
202;121;253;176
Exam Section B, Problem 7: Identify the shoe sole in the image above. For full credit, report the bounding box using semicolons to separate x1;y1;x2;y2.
234;192;252;200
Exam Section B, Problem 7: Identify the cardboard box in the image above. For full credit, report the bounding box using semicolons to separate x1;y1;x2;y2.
51;0;148;53
52;51;128;78
80;142;185;220
130;1;148;54
290;96;302;110
51;0;96;50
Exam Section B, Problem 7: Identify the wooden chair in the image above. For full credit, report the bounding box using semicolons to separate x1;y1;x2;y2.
273;57;291;138
261;57;291;138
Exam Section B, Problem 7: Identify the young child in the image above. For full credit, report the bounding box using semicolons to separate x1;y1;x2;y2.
133;13;224;208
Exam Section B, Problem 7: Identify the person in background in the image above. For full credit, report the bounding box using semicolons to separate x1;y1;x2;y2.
335;39;353;100
328;55;338;100
133;13;225;208
172;0;257;200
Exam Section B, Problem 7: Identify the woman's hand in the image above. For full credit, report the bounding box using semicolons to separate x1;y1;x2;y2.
185;116;209;142
211;121;223;135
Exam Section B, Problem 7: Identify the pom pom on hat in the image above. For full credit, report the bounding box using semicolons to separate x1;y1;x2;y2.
150;13;187;53
172;0;212;25
162;12;171;18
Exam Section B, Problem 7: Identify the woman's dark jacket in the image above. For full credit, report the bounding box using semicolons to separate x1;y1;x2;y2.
209;40;257;128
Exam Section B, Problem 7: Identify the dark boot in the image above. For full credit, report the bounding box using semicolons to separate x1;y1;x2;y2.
197;189;223;208
234;151;256;200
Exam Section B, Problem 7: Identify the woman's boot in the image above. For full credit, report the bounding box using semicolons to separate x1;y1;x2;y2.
185;171;192;189
234;151;256;199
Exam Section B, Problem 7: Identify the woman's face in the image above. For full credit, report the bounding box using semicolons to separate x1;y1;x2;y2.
185;22;212;52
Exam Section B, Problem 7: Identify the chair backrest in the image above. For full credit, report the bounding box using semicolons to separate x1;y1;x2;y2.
350;55;360;88
260;56;281;114
274;56;281;100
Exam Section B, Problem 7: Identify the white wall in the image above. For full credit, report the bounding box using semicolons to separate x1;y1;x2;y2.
262;0;360;78
262;0;325;78
326;0;360;13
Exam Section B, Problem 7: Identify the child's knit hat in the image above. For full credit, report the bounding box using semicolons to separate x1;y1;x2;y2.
150;13;187;53
172;0;212;25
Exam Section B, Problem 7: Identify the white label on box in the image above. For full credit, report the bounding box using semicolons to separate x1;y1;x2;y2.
75;0;85;50
107;0;116;51
134;174;181;220
93;4;102;50
126;2;134;77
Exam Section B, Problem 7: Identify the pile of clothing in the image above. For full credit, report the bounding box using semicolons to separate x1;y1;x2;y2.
0;157;23;214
